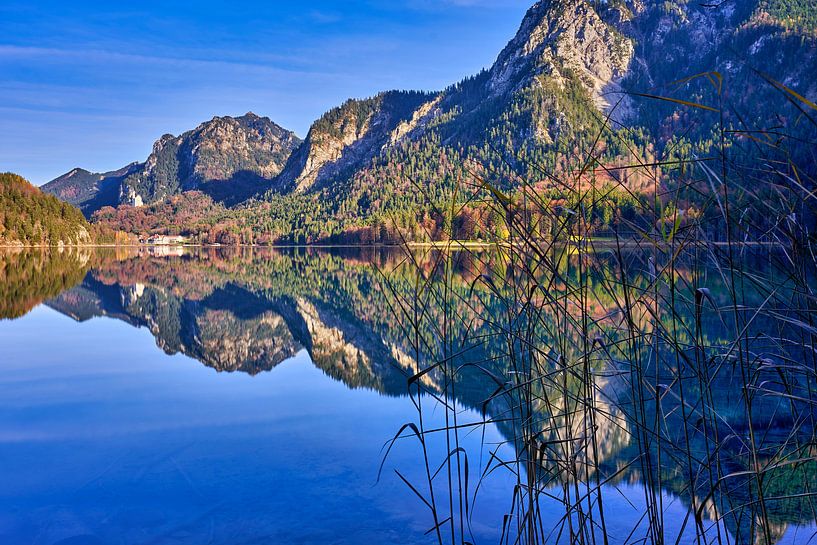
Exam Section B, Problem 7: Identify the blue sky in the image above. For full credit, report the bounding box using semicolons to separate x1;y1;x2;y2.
0;0;533;184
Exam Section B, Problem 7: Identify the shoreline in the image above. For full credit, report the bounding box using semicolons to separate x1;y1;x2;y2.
0;239;787;250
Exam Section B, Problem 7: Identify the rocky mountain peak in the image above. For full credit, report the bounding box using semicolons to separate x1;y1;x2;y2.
488;0;633;114
118;113;302;207
45;113;303;214
43;0;817;240
153;134;177;154
65;168;90;178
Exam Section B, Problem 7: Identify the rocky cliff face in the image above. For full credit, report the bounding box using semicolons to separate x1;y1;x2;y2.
255;1;638;203
308;0;816;208
485;0;633;115
121;112;301;206
620;0;817;116
274;91;431;193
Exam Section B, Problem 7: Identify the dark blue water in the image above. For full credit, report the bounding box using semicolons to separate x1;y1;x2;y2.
0;249;814;545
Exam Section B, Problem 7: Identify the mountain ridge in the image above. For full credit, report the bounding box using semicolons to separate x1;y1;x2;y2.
43;0;817;243
43;112;301;213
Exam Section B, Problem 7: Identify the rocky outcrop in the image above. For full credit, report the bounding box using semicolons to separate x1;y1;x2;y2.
272;0;639;191
274;91;431;193
121;112;302;206
265;2;638;195
486;0;633;112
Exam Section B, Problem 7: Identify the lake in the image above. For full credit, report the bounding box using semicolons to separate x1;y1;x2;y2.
0;246;814;545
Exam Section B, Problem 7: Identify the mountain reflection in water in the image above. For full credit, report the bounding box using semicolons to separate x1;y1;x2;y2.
42;247;414;389
0;246;814;545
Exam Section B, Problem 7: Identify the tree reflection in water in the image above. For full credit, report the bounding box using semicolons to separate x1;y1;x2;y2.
1;246;814;545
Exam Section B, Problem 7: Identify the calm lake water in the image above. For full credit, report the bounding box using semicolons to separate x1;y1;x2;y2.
0;247;814;545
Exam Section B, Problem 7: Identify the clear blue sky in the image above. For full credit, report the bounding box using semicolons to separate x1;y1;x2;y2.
0;0;533;184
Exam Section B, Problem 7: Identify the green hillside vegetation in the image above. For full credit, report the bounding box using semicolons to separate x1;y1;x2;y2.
0;173;92;246
756;0;817;31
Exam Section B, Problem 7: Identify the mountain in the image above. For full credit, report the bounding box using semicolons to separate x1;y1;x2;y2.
0;173;92;246
44;112;302;215
41;163;142;216
312;0;817;219
48;1;817;242
121;112;302;207
273;91;432;193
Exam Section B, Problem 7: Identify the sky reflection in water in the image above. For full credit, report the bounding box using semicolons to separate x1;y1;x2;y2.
0;249;814;545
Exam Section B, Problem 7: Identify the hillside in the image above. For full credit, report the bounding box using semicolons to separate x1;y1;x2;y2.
0;173;92;246
44;112;302;214
42;163;142;216
121;112;302;207
47;0;817;243
272;91;433;194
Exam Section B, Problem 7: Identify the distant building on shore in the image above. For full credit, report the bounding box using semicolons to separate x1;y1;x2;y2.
142;234;187;245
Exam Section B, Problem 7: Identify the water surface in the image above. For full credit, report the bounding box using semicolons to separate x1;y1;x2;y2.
0;247;814;545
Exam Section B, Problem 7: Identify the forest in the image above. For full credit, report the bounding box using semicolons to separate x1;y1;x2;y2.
0;173;92;246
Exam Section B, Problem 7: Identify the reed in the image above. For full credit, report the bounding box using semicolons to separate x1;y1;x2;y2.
379;69;817;545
